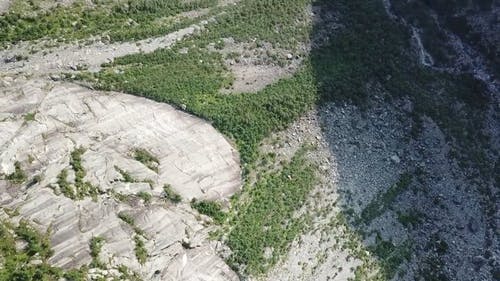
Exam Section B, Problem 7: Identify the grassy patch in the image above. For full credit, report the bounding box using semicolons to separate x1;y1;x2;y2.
117;265;143;281
6;161;27;184
191;199;226;224
226;148;316;275
117;211;148;264
118;212;145;236
136;191;152;204
55;148;99;200
134;235;148;265
359;173;412;224
118;212;135;226
57;169;75;199
163;184;182;203
191;0;313;49
23;112;36;122
89;236;105;269
115;166;137;183
133;149;159;173
70;147;99;200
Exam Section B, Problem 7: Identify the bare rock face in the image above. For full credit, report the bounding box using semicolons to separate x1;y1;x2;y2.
0;0;10;14
0;76;241;280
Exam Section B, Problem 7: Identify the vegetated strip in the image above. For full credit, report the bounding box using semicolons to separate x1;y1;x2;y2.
226;148;316;275
367;234;412;279
117;212;148;264
359;173;412;224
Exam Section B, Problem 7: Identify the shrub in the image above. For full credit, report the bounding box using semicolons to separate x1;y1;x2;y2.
23;112;36;122
133;149;159;172
69;147;99;200
191;199;226;224
115;166;136;183
118;212;135;226
134;235;148;264
137;191;152;204
163;184;182;203
57;169;75;199
89;236;105;268
6;161;27;184
15;220;53;259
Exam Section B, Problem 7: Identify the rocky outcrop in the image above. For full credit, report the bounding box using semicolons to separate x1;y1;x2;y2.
0;76;241;280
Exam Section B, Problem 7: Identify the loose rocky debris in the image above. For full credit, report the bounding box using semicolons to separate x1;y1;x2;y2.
317;96;499;281
259;89;499;281
260;111;363;281
0;76;241;280
208;38;304;93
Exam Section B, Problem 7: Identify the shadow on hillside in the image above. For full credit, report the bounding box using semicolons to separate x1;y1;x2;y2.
310;0;499;280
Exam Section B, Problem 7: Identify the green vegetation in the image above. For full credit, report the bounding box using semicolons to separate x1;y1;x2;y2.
137;191;152;204
0;0;489;279
76;0;317;275
118;212;135;226
70;147;99;200
134;235;148;265
0;220;87;280
89;236;105;268
118;211;145;237
0;0;217;45
162;184;182;203
57;169;74;199
15;220;53;259
359;173;412;224
191;199;226;224
93;47;315;167
118;211;148;264
55;148;99;200
226;149;316;275
133;149;159;172
367;234;412;279
415;235;450;280
397;210;425;228
313;0;493;179
23;112;36;122
191;0;312;49
117;265;143;281
115;166;136;183
6;161;27;184
81;0;316;168
3;207;20;217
